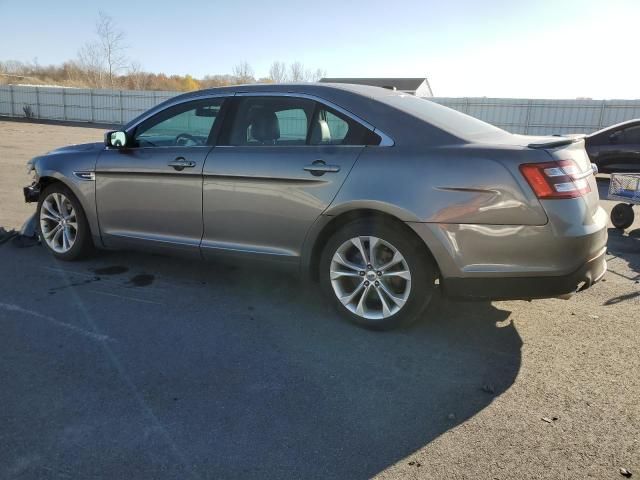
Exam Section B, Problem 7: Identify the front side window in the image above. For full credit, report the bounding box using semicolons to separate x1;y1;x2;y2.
133;98;224;147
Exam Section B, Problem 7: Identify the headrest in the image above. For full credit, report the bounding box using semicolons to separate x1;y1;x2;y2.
250;110;280;143
310;119;332;144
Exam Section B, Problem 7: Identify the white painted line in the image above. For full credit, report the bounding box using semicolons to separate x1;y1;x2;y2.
0;302;112;342
86;289;164;305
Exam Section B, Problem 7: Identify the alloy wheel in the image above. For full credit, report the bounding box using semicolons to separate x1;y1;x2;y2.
39;192;78;254
330;236;412;320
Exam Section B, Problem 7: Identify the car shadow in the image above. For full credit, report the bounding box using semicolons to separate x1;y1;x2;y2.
1;241;522;479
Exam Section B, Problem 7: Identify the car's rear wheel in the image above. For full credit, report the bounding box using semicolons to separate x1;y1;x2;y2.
319;218;437;330
37;183;94;260
610;203;634;230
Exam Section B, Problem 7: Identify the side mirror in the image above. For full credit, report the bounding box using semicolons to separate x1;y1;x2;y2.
105;130;128;148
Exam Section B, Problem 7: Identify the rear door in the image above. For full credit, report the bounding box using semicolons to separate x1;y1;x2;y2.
96;97;225;253
201;94;379;260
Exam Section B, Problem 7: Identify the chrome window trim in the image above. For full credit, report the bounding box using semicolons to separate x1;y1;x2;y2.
124;91;395;147
235;91;395;147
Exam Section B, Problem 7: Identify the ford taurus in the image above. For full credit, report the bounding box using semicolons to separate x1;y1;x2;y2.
24;83;608;329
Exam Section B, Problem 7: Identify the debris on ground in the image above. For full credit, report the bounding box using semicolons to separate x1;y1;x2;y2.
20;213;38;237
620;467;632;478
11;234;40;248
0;227;18;245
1;215;40;248
541;417;559;424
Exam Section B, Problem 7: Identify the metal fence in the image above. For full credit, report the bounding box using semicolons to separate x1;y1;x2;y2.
0;85;176;125
1;84;640;135
433;97;640;135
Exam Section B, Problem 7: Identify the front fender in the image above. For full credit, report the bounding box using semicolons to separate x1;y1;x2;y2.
33;153;102;247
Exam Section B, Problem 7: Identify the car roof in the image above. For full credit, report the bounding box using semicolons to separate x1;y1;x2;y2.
170;82;403;102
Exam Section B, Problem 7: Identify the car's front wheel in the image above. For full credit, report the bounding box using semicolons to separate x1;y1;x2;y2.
37;183;94;261
319;218;437;330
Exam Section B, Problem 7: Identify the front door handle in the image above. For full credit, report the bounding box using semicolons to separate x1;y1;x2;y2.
304;160;341;176
168;157;196;171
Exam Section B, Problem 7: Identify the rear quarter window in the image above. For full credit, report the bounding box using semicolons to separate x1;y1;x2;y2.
380;94;506;139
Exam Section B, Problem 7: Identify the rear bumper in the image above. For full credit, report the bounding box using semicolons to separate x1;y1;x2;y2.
444;247;607;300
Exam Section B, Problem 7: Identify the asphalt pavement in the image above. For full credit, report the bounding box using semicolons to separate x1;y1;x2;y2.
0;120;638;479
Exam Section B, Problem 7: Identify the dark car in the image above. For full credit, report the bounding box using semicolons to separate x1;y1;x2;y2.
585;119;640;173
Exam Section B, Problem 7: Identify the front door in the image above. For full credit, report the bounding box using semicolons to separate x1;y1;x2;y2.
96;98;225;253
201;95;379;261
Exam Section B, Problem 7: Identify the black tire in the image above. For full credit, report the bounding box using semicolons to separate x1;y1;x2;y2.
611;203;634;230
319;218;438;330
37;183;94;261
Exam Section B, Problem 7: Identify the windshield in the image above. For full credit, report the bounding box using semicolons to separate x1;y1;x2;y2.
379;94;507;139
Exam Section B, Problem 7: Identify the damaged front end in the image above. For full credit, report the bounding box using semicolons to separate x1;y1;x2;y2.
23;183;40;203
24;158;40;203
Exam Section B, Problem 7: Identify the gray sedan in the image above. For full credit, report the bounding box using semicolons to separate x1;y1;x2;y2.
24;83;608;330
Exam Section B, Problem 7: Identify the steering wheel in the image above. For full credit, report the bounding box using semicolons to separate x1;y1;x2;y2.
175;133;202;146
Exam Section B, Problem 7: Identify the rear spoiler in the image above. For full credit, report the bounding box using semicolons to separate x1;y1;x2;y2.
527;134;586;149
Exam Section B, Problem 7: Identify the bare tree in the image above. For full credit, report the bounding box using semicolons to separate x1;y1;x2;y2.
128;61;149;90
78;11;128;88
77;42;105;87
232;61;255;84
97;11;128;87
286;61;325;82
288;61;305;82
268;61;287;83
308;68;326;82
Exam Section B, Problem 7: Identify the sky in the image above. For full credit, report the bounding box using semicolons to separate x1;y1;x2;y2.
1;0;639;99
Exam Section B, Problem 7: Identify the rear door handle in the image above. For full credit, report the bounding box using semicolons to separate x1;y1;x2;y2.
168;157;196;171
304;160;341;176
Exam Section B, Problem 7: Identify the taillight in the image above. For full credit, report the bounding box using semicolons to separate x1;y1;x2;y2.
519;160;591;199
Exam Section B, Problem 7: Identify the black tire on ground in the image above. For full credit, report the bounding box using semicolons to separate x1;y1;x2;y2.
36;182;94;261
319;218;438;331
610;203;634;230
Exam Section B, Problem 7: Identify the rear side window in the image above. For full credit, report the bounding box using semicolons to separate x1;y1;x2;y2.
622;125;640;144
275;109;308;142
379;93;506;139
309;107;381;146
221;96;381;146
224;97;314;146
